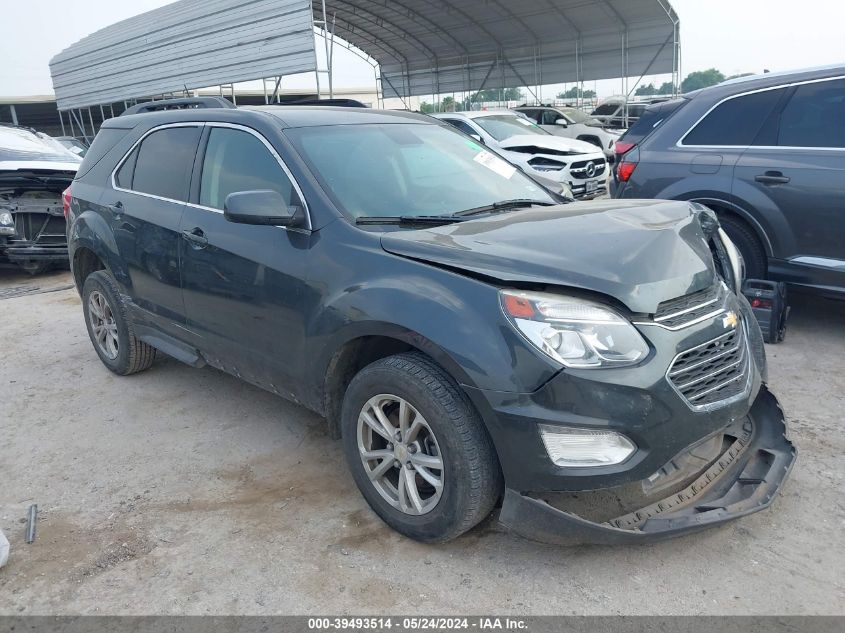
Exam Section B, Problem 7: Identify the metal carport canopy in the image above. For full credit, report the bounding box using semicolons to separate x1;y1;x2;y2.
323;0;679;99
49;0;679;110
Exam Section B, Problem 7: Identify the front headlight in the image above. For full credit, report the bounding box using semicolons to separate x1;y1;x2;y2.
500;290;649;368
0;211;14;236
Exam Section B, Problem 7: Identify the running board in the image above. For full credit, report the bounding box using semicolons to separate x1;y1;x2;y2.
133;325;206;368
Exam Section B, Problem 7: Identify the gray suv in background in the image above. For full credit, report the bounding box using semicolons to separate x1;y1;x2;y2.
612;65;845;297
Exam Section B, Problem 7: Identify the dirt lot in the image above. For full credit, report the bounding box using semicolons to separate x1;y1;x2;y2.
0;267;843;615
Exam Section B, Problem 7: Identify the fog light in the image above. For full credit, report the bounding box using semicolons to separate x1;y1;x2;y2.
538;425;636;467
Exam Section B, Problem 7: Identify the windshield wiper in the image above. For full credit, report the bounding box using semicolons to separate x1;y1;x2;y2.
356;215;469;226
355;200;556;226
453;199;556;217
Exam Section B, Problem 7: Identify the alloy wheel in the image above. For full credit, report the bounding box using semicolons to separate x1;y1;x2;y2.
88;290;119;360
357;394;444;515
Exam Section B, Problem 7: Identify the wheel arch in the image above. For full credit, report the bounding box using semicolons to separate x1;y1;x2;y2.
675;193;773;257
319;326;477;440
69;210;126;294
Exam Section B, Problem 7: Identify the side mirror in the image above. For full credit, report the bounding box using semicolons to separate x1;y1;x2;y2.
224;190;298;227
555;118;569;127
470;133;485;145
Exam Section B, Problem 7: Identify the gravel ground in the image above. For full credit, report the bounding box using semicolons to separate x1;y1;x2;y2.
0;267;843;615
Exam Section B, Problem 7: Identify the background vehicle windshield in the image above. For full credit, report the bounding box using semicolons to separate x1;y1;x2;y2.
558;108;587;123
287;123;555;219
473;115;549;141
592;103;620;116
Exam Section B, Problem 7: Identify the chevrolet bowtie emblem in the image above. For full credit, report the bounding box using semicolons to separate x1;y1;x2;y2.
722;311;739;329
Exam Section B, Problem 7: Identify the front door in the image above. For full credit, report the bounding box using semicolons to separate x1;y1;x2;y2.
179;124;310;397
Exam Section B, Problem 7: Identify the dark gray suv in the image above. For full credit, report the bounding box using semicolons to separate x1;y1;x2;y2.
613;65;845;296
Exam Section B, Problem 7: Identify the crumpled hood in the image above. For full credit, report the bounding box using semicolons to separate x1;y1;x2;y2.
380;200;717;314
498;134;602;156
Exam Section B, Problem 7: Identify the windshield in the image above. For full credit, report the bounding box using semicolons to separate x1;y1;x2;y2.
287;123;555;219
473;115;548;141
558;108;588;123
592;103;620;116
58;139;87;157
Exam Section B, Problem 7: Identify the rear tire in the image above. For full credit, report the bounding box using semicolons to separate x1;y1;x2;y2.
82;270;156;375
341;353;502;543
718;214;767;280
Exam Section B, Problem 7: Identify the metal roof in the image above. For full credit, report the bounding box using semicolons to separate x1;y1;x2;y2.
50;0;679;110
50;0;316;110
317;0;679;99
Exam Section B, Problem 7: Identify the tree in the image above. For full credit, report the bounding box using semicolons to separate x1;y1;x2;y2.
441;96;456;112
635;83;657;96
419;101;435;114
556;87;596;100
470;87;524;102
658;81;675;95
681;68;726;92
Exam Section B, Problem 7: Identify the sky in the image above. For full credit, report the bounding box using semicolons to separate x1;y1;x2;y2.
1;0;844;99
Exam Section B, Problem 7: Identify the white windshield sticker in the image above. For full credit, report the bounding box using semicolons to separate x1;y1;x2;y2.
473;150;516;179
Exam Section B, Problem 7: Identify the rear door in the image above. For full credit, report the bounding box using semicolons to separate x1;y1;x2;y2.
104;124;202;330
179;124;310;395
734;77;845;271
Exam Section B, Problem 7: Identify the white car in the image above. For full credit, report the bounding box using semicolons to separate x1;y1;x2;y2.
0;125;80;274
432;111;608;199
514;105;621;161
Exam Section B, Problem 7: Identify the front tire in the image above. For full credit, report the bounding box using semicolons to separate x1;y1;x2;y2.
718;215;767;280
341;353;502;543
82;270;156;375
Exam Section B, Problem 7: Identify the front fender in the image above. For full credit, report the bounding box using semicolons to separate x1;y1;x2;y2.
302;252;560;401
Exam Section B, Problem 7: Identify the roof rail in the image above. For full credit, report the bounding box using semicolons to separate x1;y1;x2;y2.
266;98;369;108
121;97;236;116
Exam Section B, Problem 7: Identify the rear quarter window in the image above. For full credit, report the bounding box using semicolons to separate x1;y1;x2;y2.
76;127;133;178
618;99;687;146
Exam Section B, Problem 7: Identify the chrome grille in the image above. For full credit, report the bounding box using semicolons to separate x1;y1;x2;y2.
653;283;725;329
667;325;750;409
570;159;606;180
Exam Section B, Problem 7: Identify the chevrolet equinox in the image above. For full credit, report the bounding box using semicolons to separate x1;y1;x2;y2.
65;101;795;544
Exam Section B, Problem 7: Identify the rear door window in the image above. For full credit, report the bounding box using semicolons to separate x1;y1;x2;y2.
541;110;562;125
130;126;201;201
777;78;845;148
518;109;541;123
682;88;786;146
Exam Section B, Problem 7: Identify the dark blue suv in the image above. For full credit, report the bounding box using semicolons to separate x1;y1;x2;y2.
613;65;845;297
66;102;794;544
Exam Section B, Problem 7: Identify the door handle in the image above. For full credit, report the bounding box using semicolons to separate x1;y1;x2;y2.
755;171;791;185
181;228;208;248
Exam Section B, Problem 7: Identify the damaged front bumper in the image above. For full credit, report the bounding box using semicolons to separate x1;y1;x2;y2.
499;386;795;545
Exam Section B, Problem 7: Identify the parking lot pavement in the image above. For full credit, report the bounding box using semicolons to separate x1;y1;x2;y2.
0;267;843;616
